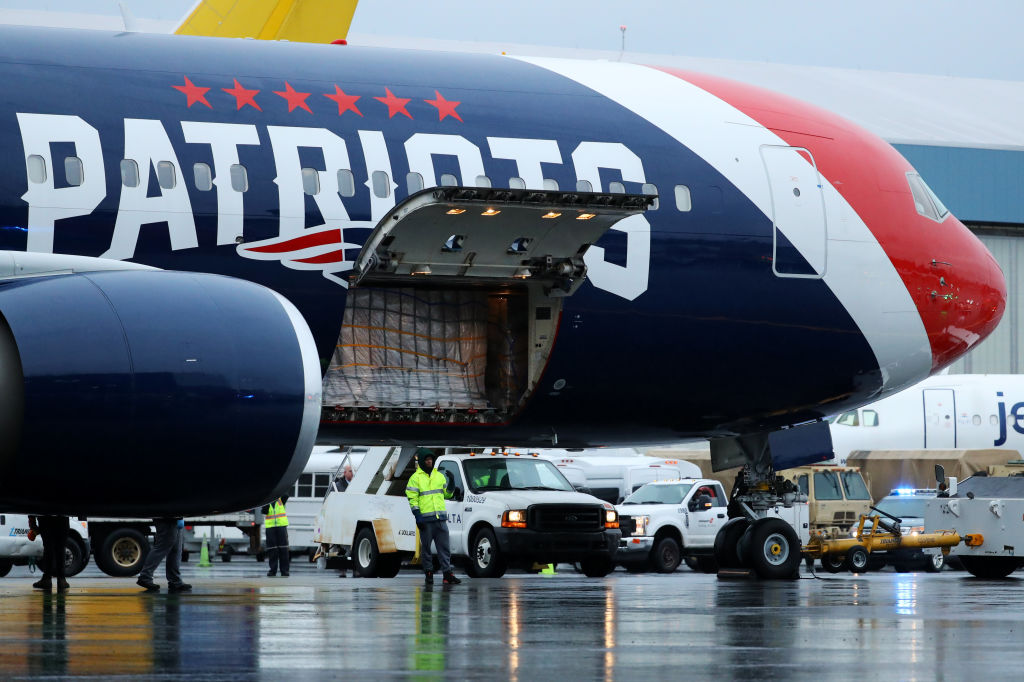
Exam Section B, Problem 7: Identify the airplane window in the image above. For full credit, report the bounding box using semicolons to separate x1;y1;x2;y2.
862;410;879;427
120;159;139;188
26;155;47;184
609;181;625;194
906;172;949;222
973;414;982;426
642;183;659;210
576;179;593;192
675;185;692;211
509;177;526;190
301;167;320;196
475;175;492;188
836;411;859;427
372;170;391;198
337;169;355;197
156;161;176;190
230;164;248;192
192;163;212;192
407;172;423;194
64;156;84;187
439;173;457;187
543;178;558;191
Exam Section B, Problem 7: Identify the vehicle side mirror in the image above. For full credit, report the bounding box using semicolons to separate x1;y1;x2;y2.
687;499;698;512
935;464;945;485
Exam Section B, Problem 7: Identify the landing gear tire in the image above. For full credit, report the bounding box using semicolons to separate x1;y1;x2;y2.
467;527;506;578
821;553;846;573
746;518;801;580
961;556;1021;579
844;545;869;573
580;557;614;578
696;556;719;574
649;536;681;573
925;552;945;573
713;518;750;569
96;528;149;577
0;559;11;577
353;528;382;578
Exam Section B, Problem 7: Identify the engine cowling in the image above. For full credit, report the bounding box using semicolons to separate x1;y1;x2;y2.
0;270;321;516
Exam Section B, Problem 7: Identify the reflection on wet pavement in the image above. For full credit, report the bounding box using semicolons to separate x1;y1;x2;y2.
0;566;1021;679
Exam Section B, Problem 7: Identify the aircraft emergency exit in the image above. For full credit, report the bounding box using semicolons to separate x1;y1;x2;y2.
0;26;1005;515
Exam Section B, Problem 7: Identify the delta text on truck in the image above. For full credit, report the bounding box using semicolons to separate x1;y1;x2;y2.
314;447;622;578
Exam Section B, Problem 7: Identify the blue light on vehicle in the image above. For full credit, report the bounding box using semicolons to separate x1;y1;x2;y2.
894;488;915;496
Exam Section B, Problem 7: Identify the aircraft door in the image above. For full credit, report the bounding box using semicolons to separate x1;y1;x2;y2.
437;461;466;553
923;388;956;448
760;145;827;278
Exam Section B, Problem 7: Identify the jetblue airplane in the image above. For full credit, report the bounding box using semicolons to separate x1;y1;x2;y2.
0;27;1005;514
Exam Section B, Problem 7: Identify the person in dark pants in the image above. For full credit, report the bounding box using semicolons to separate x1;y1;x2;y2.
263;497;290;577
137;518;191;593
30;515;69;593
406;450;461;585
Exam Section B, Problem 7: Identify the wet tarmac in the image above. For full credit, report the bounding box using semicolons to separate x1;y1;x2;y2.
0;560;1021;680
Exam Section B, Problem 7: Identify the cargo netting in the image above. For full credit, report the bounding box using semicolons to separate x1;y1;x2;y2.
323;288;489;409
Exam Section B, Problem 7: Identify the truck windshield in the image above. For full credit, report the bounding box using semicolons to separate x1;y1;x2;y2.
464;458;574;493
876;497;929;519
839;471;871;500
621;483;693;505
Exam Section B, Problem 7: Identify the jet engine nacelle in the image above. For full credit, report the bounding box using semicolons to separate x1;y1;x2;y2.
0;270;321;516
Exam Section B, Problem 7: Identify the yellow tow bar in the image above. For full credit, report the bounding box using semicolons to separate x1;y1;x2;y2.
802;514;983;561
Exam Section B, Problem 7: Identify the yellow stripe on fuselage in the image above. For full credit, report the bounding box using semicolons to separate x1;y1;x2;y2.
175;0;360;44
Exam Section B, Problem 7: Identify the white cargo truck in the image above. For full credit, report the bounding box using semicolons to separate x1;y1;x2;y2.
539;451;701;504
315;447;622;578
616;479;810;574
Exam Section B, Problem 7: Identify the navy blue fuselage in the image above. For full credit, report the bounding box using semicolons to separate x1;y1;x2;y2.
0;27;881;447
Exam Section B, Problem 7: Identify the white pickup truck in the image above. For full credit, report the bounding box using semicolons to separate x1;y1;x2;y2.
315;449;622;578
0;514;91;577
616;479;810;573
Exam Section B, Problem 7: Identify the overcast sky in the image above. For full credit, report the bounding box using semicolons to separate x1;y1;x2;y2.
3;0;1022;81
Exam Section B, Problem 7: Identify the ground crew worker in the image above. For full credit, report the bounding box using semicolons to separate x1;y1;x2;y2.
406;449;461;585
263;497;290;577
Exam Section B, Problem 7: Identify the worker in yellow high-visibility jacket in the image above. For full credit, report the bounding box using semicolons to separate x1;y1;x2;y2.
406;449;461;585
263;497;290;577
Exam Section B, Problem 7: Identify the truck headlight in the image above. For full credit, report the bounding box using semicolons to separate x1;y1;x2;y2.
605;509;619;529
502;510;528;529
632;515;650;536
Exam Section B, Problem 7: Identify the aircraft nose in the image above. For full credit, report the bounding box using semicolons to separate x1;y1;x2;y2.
923;217;1006;371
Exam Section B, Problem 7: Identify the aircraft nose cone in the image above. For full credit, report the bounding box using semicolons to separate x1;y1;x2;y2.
926;221;1006;371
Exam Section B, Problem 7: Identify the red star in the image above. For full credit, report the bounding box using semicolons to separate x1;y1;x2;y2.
223;79;261;111
324;85;362;116
274;82;312;114
374;87;412;119
172;76;212;108
425;90;462;122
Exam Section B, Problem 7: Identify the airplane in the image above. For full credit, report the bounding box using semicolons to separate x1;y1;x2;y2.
829;374;1024;463
0;25;1005;519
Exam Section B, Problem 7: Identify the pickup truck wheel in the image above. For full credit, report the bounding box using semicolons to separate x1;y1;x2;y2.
843;545;869;573
649;536;681;573
925;552;944;573
467;528;506;578
96;528;149;577
0;559;11;577
713;518;749;569
820;553;846;573
63;538;87;577
747;518;801;579
580;557;614;577
961;556;1021;579
377;556;402;578
353;528;381;578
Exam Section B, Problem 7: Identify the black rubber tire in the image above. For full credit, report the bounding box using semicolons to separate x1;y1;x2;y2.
713;518;750;569
696;556;719;574
580;557;615;577
96;528;150;577
376;555;403;579
925;552;945;573
63;537;87;577
821;553;846;573
353;527;381;578
683;556;699;571
649;536;682;573
746;518;802;579
0;559;11;577
467;527;506;578
844;545;869;573
960;556;1022;579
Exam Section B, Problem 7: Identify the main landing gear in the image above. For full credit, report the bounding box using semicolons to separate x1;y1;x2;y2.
714;515;802;580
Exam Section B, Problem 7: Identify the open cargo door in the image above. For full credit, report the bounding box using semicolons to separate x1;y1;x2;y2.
322;186;653;425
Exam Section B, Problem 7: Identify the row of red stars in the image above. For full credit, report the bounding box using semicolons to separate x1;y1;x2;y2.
172;76;462;121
